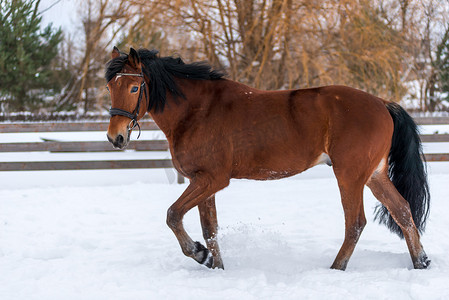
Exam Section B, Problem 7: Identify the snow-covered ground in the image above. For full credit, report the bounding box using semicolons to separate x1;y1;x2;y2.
0;128;448;299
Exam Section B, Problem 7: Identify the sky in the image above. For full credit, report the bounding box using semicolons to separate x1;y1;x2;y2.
38;0;77;33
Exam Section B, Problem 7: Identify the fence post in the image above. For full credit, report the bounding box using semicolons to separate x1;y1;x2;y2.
177;171;185;184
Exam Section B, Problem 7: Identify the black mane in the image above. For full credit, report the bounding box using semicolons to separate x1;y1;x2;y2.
105;49;226;112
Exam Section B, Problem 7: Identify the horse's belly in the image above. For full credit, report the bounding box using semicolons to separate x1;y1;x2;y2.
228;112;326;180
230;147;314;180
232;167;301;180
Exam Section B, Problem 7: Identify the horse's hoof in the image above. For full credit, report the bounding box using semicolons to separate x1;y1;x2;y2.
414;253;431;269
330;265;346;271
330;259;348;271
193;241;214;268
214;260;225;270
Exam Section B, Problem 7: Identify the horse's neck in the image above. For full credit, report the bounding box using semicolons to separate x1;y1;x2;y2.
148;78;210;140
149;78;248;140
149;104;184;140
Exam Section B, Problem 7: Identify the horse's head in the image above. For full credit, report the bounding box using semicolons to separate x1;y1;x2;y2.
106;47;148;149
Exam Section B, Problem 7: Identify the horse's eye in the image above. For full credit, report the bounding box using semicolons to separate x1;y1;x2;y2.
105;86;110;93
130;86;139;93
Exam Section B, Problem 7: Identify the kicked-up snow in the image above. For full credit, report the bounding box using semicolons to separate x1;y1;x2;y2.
0;162;448;299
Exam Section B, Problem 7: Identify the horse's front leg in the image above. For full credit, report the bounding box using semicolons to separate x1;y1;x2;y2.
166;175;228;268
198;195;224;269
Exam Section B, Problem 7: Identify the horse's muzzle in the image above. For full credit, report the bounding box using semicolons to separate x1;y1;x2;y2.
107;133;128;149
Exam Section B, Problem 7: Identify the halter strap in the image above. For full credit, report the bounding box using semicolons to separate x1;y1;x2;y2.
115;73;144;77
109;72;148;139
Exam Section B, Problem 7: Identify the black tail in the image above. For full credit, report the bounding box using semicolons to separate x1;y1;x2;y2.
374;102;430;238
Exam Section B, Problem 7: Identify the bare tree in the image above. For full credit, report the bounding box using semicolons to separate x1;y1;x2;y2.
60;0;449;112
56;0;130;112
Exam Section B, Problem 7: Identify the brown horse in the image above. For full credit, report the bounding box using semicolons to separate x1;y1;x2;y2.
105;47;430;271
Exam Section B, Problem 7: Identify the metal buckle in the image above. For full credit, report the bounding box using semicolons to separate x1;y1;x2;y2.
127;118;141;139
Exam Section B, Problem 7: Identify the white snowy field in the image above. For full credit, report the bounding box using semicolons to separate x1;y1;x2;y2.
0;164;448;300
0;125;448;300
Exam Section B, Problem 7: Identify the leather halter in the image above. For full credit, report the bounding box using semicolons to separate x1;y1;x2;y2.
108;72;148;139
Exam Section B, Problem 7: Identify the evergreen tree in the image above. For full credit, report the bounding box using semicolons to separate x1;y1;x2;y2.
0;0;62;112
435;26;449;110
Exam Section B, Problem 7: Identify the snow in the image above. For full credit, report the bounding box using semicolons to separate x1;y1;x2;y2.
419;125;449;135
1;129;449;299
0;130;165;143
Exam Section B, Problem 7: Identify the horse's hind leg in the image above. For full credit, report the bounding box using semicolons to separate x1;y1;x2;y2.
367;172;430;269
331;177;367;270
167;175;229;268
198;194;224;269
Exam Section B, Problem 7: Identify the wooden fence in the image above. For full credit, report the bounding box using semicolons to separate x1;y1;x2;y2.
0;120;184;183
0;117;448;184
413;116;449;162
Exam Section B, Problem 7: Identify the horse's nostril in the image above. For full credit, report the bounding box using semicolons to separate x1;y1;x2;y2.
117;134;124;145
108;133;126;149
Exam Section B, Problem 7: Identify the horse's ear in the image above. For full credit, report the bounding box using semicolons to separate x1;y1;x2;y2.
128;47;141;70
111;46;120;59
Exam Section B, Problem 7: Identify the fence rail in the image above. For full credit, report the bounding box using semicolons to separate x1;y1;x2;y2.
0;120;159;133
0;140;169;152
412;116;449;125
0;159;174;171
1;118;448;183
425;153;449;161
0;117;448;133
